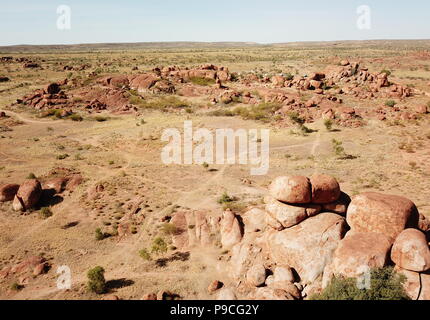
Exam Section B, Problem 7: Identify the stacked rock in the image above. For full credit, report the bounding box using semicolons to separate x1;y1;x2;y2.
265;174;349;230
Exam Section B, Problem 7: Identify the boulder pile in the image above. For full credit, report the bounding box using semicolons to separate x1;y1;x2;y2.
0;170;82;212
214;173;430;300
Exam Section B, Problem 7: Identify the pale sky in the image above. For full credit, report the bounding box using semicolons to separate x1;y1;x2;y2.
0;0;429;46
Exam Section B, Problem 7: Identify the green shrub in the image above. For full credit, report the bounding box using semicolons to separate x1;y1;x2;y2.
332;139;346;157
161;223;178;235
381;69;392;76
70;114;83;122
139;249;151;261
284;73;294;81
11;282;23;291
189;77;216;86
218;192;234;204
95;228;106;241
94;116;109;122
324;119;334;131
87;266;106;294
385;100;396;107
288;112;305;125
311;267;410;300
40;207;53;219
26;173;37;179
56;154;69;160
151;237;168;254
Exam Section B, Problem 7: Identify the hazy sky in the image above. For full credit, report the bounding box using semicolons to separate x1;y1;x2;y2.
0;0;429;46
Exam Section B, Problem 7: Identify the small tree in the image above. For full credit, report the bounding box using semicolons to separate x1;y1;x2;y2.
324;119;334;131
151;237;168;254
87;266;106;294
311;267;410;300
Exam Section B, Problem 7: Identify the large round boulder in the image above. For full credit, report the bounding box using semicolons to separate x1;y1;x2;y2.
268;176;311;204
310;174;341;204
12;180;42;212
391;229;430;272
246;264;267;287
346;193;419;243
265;196;321;229
268;213;347;284
331;232;392;278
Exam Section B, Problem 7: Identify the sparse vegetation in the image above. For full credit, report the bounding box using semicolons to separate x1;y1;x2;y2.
39;207;53;219
151;237;168;254
385;100;397;107
139;249;152;261
87;266;106;294
324;119;334;131
311;268;409;300
189;77;216;86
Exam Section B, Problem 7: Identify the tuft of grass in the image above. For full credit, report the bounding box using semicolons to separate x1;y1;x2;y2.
26;173;37;179
151;237;168;254
39;207;53;219
161;223;178;235
385;100;396;108
217;192;235;204
139;249;152;261
324;119;334;131
189;77;216;86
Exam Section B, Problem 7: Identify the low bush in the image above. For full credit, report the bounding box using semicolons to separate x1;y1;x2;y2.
87;266;106;294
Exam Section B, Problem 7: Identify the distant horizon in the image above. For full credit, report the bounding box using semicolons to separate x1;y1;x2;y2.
2;38;430;49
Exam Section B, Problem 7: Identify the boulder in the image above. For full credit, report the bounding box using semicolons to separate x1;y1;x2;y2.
253;287;296;300
208;280;223;294
331;232;392;278
0;184;20;202
265;196;321;228
346;193;419;243
220;209;242;249
396;268;430;300
310;174;341;204
12;180;42;212
391;229;430;272
246;264;267;287
243;208;267;233
217;288;237;300
268;213;347;284
322;192;351;215
273;266;295;283
268;176;311;204
42;177;68;194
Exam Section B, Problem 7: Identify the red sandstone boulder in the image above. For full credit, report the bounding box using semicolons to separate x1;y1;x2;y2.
246;264;267;287
42;177;68;194
346;193;419;243
391;229;430;272
265;196;321;228
269;176;311;204
310;174;341;204
331;232;392;278
12;180;42;212
220;209;243;249
322;192;351;215
0;184;20;202
268;213;347;284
